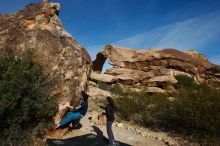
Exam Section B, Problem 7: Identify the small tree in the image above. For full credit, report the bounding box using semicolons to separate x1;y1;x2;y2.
0;56;57;145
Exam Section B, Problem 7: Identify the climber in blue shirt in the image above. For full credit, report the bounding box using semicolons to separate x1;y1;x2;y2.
54;91;89;128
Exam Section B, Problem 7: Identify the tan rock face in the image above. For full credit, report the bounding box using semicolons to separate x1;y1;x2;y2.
91;45;220;93
0;2;91;123
90;71;116;83
88;86;112;100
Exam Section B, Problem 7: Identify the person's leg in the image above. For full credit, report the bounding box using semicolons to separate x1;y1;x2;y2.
106;121;115;145
72;118;81;128
67;112;72;116
59;112;81;127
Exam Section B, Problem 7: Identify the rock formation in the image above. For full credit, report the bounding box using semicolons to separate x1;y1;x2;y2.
0;1;91;123
91;45;220;93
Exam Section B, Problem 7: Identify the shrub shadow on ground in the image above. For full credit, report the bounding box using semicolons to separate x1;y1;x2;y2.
46;134;131;146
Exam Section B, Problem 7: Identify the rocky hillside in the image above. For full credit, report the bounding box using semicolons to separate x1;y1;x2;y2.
91;45;220;93
0;1;91;124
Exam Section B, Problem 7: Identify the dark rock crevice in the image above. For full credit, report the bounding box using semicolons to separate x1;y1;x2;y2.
92;52;107;73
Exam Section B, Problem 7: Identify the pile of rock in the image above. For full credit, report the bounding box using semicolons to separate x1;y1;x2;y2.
90;45;220;93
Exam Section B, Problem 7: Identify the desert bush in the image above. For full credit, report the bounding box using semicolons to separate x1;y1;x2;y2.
0;56;57;145
114;76;220;144
161;84;220;144
96;81;130;96
96;81;112;91
174;75;197;89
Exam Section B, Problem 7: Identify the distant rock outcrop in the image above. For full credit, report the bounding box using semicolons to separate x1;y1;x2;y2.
0;2;91;123
91;45;220;93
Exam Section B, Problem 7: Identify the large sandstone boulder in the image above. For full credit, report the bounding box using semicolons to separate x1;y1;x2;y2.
0;1;91;123
91;45;220;93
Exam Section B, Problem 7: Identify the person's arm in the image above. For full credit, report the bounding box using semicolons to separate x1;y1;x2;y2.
98;103;106;109
64;103;74;111
98;104;107;115
99;105;106;109
67;105;74;111
72;101;83;112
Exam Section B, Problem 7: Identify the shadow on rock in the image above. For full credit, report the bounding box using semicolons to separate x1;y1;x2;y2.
46;134;131;146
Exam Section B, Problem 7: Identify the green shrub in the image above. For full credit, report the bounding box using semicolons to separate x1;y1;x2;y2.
114;78;220;144
0;57;57;145
175;75;197;89
96;81;112;91
96;81;130;96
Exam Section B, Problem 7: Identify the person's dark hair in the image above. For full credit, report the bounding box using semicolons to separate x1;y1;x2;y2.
107;96;117;111
81;91;89;101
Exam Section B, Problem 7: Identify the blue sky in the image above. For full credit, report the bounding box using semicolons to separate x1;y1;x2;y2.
0;0;220;66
